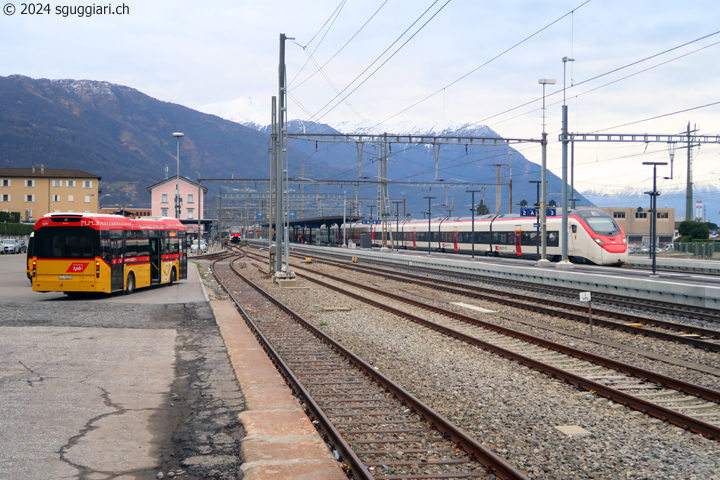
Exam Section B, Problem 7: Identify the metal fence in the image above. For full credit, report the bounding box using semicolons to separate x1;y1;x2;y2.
670;242;720;259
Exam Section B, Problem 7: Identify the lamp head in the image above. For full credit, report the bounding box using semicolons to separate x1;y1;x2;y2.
538;79;556;85
172;132;184;138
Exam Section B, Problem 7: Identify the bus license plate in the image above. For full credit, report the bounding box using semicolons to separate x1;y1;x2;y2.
59;275;73;280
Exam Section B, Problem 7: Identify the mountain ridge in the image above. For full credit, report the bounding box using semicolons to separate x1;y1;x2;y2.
1;76;591;217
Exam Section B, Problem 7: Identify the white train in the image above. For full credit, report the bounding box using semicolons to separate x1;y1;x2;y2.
309;208;628;266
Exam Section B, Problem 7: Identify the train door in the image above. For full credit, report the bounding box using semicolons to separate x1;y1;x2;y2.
411;230;417;249
453;230;459;252
568;222;578;258
515;230;523;257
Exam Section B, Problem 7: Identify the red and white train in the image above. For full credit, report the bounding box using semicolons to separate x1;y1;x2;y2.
229;226;242;244
317;208;628;266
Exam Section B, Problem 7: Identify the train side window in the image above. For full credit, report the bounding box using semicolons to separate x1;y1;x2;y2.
572;225;577;233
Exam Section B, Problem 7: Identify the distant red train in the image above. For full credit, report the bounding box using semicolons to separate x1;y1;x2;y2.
229;226;242;244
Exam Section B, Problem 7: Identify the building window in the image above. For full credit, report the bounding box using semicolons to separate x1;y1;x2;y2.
66;180;76;187
25;194;35;202
1;179;10;187
188;209;194;219
635;211;648;219
85;195;92;203
25;179;35;187
52;195;61;202
657;212;669;219
161;208;169;217
83;180;93;188
68;195;74;202
1;194;9;202
161;193;169;203
613;211;626;219
187;193;194;204
52;180;62;187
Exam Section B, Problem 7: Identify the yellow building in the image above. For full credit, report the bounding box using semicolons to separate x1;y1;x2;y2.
0;166;101;222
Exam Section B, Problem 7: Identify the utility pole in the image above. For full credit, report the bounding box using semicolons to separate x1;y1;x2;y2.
491;164;508;214
424;196;435;255
643;161;667;277
275;33;293;279
560;56;575;268
529;180;541;257
538;78;556;266
467;190;483;259
685;122;698;221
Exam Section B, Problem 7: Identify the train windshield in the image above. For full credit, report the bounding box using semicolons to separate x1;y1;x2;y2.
584;217;621;236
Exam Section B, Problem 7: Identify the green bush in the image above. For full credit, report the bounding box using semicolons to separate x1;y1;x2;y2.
0;223;34;236
0;212;21;223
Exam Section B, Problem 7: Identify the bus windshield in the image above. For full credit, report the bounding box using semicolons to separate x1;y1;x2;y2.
585;217;621;236
34;226;99;259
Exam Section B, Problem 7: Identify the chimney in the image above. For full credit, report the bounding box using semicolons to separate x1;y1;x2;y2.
32;166;35;174
41;164;45;175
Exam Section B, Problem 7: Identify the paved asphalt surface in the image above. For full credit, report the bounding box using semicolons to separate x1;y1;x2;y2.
0;253;245;480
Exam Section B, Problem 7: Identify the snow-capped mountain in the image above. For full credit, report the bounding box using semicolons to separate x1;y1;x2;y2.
200;97;270;129
199;97;497;137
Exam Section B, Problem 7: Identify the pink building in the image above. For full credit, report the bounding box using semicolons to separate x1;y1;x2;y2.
147;177;207;221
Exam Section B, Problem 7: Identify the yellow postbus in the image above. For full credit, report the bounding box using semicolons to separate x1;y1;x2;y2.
31;213;187;295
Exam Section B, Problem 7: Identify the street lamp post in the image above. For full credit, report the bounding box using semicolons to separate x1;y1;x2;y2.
538;79;555;266
643;161;667;277
172;132;184;219
424;196;435;255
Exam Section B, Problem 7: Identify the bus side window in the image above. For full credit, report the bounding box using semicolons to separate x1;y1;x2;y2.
101;233;113;262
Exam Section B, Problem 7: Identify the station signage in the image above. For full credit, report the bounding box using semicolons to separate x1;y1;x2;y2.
520;208;556;217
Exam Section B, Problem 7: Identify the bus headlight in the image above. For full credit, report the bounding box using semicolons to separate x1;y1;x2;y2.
593;238;605;246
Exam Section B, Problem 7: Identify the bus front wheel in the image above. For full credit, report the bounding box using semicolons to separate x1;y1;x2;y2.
125;273;135;295
169;268;177;286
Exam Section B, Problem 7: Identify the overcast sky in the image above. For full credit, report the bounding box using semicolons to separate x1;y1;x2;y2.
2;0;720;193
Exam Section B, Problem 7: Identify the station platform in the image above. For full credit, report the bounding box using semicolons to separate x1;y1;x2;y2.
210;299;346;480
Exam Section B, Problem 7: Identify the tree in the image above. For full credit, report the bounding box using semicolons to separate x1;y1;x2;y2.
677;220;710;242
476;201;490;215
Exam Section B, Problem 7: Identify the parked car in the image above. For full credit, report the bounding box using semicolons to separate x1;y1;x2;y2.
18;239;27;253
1;238;22;254
190;239;208;254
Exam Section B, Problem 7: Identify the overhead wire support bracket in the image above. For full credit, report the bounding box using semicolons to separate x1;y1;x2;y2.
287;132;542;146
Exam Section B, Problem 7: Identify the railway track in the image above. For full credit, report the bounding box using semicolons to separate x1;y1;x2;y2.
284;250;720;352
295;248;720;325
237;249;720;441
290;262;720;438
211;253;530;480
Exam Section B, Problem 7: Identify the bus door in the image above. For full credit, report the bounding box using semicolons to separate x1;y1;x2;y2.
150;237;161;284
179;236;188;279
110;237;124;291
515;230;523;257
